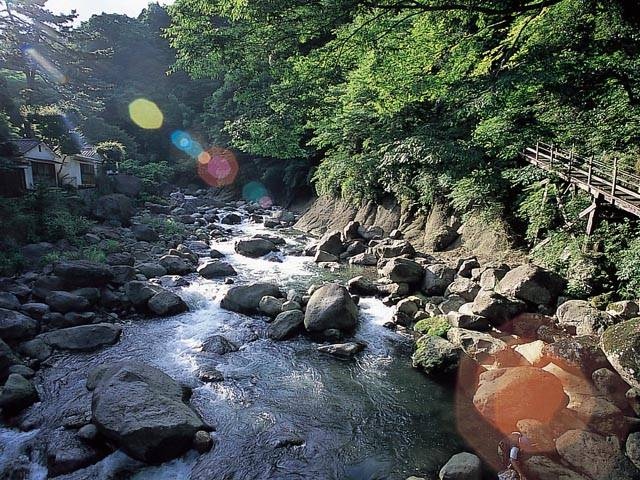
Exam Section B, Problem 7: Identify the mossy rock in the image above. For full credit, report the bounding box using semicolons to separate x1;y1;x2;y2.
411;335;460;375
600;317;640;389
414;315;450;337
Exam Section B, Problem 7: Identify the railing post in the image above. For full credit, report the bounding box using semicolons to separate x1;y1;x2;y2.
587;156;593;185
549;144;554;169
611;157;618;196
568;145;574;178
535;141;539;163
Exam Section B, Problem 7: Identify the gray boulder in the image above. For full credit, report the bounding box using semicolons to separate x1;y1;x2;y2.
375;239;415;259
88;361;206;463
422;264;456;296
159;255;194;275
220;283;281;313
0;338;21;380
542;335;609;376
268;310;304;340
0;308;39;341
112;174;142;197
0;373;38;413
38;324;122;351
438;452;481;480
197;260;237;278
124;281;160;308
304;283;358;332
21;242;55;263
496;264;566;305
317;342;365;359
0;292;20;310
601;317;640;390
557;300;614;336
316;230;344;257
54;260;114;288
136;262;167;279
412;335;461;376
314;250;339;263
346;276;380;296
470;289;526;326
131;224;159;242
94;193;133;226
445;277;480;302
201;335;238;355
220;213;241;225
380;258;424;284
234;238;278;258
259;296;285;317
348;253;377;266
45;291;90;313
148;291;188;316
106;252;135;266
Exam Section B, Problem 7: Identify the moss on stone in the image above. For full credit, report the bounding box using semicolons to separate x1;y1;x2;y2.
414;315;451;337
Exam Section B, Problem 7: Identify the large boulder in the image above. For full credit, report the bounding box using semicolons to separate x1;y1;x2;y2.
438;452;481;480
412;335;460;376
0;338;21;380
148;291;188;316
268;310;304;340
197;260;237;278
556;429;639;480
45;291;90;314
317;342;365;359
0;292;20;310
220;283;281;313
380;258;424;284
220;213;242;225
131;224;159;242
159;255;194;275
523;456;589;480
201;335;238;355
304;283;358;332
136;262;167;279
0;308;39;341
542;335;609;376
112;174;142;197
94;193;133;226
446;327;518;367
88;361;206;463
316;231;344;257
557;300;614;336
259;296;284;317
38;324;122;351
346;276;380;296
445;278;481;302
470;290;525;326
0;373;38;413
496;264;566;306
473;366;568;433
375;239;415;259
124;281;160;308
422;264;456;296
54;260;114;288
600;317;640;390
234;238;278;258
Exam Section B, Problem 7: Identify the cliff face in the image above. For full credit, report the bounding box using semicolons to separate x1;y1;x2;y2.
294;195;523;263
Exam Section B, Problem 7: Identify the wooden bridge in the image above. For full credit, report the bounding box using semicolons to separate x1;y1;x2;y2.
522;141;640;234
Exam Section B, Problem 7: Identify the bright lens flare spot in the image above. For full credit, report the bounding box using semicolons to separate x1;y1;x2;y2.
23;47;67;84
129;99;164;129
197;151;211;165
242;181;268;202
197;147;238;187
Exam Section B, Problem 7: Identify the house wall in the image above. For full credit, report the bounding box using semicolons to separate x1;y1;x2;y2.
60;157;81;187
24;165;34;189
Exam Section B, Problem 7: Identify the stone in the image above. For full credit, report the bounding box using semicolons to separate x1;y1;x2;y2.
315;250;339;263
514;340;547;367
358;225;384;240
268;310;304;340
136;262;167;279
235;238;278;258
20;303;50;319
446;312;490;331
259;296;285;317
0;338;21;380
523;456;589;480
0;308;39;341
557;300;614;336
282;300;300;311
422;264;456;296
397;298;419;316
542;335;609;376
304;283;358;332
221;283;281;313
515;419;555;454
54;260;115;288
17;338;52;362
193;430;214;454
445;278;481;302
0;292;20;310
124;281;160;308
343;221;361;241
479;266;509;291
201;335;238;355
497;264;566;306
220;213;242;225
429;225;459;252
592;368;630;410
111;265;136;285
348;252;377;266
148;291;188;316
343;240;366;258
375;239;415;258
94;193;133;226
112;174;142;197
33;275;65;300
21;242;55;262
38;324;122;351
77;424;98;441
316;230;344;256
46;427;102;476
438;295;467;315
159;255;194;275
470;289;526;326
473;366;568;432
438;452;481;480
45;291;90;313
607;300;639;320
317;342;365;359
131;224;159;242
380;258;424;284
627;432;640;470
510;312;555;339
197;260;237;278
600;317;640;390
0;373;38;413
106;252;135;267
412;335;460;375
556;429;639;480
447;327;518;367
88;361;206;463
457;258;480;278
347;276;380;296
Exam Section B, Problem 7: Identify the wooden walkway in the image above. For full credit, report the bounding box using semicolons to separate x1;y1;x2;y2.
522;142;640;220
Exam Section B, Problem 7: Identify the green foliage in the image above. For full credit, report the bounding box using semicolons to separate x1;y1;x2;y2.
0;250;24;276
615;238;640;300
414;316;451;337
41;246;107;265
140;215;185;236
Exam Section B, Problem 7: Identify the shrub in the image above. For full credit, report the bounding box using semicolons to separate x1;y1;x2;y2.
616;238;640;299
0;250;24;276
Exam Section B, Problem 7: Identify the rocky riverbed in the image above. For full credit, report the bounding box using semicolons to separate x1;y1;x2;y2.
1;187;640;480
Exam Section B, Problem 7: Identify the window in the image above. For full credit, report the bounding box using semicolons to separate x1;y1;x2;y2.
80;163;96;186
31;162;57;186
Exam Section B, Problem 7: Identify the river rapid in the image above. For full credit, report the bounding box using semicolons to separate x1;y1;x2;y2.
0;211;464;480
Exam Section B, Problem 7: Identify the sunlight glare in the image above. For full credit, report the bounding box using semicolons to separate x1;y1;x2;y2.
129;98;164;129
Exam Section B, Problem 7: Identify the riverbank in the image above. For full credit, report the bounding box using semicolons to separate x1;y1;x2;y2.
1;187;639;479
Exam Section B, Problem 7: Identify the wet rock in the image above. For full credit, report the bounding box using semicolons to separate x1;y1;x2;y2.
592;368;629;410
38;324;122;351
59;312;97;328
542;335;609;376
259;296;284;317
473;367;568;432
221;283;281;313
555;429;639;479
515;419;555;454
45;291;90;313
557;300;613;336
148;290;188;316
198;366;224;383
54;260;114;288
600;317;640;390
20;303;50;319
235;238;278;258
470;290;525;326
318;341;365;359
201;335;238;355
131;224;159;242
17;338;52;362
159;255;194;275
268;310;304;340
0;373;38;413
421;264;456;296
136;262;167;279
0;308;39;341
197;260;237;278
375;239;415;259
77;424;98;442
47;427;103;476
0;292;20;310
220;213;242;225
446;312;490;331
252;233;286;245
523;456;588;480
380;258;424;284
412;335;460;375
315;250;339;263
445;278;480;302
155;275;189;288
94;194;133;226
88;361;206;463
343;221;360;241
317;230;344;257
446;327;518;367
304;283;358;333
124;281;160;308
0;338;21;380
627;432;640;470
347;276;379;296
193;430;214;453
438;452;481;480
496;264;566;306
111;266;136;285
348;252;377;266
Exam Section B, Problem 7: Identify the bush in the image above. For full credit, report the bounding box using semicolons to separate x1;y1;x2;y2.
617;238;640;300
0;250;24;276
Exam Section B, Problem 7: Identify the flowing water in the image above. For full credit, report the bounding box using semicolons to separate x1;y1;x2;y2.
0;213;464;480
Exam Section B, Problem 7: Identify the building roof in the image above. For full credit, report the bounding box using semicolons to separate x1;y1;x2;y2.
10;139;42;155
74;147;104;162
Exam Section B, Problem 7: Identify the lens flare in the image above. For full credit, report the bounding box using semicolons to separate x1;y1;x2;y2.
197;147;238;187
171;130;203;157
22;46;67;84
242;181;268;202
259;196;273;208
129;99;164;129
